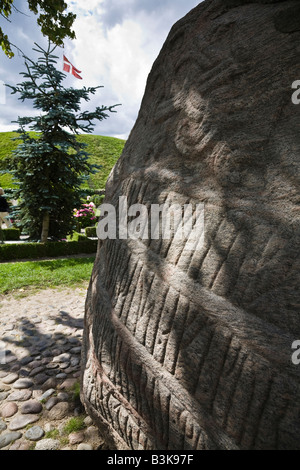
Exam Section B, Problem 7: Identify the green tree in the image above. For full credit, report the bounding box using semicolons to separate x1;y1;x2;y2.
0;0;76;58
5;42;119;242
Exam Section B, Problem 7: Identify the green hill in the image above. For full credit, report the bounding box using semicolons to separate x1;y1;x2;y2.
0;132;126;190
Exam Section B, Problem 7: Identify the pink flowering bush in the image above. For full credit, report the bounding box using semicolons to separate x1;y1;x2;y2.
73;202;97;229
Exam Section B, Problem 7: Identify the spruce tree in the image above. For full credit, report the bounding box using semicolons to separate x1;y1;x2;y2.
6;42;119;242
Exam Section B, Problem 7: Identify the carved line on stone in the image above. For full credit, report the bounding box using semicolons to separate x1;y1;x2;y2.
122;261;144;327
88;333;160;448
213;231;249;297
165;295;191;376
122;237;300;377
85;287;230;448
86;271;300;448
109;309;239;450
249;374;274;449
209;237;238;291
83;377;132;450
115;251;133;300
216;344;246;431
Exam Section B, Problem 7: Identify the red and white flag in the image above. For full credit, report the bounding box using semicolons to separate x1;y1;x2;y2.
63;55;82;80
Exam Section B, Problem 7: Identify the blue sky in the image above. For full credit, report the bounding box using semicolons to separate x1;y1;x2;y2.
0;0;202;139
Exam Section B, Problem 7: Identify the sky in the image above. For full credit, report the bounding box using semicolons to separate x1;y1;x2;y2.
0;0;202;140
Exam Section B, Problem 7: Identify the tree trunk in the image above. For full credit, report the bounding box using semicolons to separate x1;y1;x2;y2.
41;212;50;243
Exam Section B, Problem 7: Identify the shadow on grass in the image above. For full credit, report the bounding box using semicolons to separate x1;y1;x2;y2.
32;257;96;271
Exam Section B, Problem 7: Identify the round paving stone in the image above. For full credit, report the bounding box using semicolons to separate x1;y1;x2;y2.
34;373;48;385
53;353;71;363
8;414;39;431
7;389;32;402
0;432;22;449
59;378;77;390
0;383;10;392
5;354;17;364
0;402;18;418
69;337;80;345
20;356;34;366
48;402;69;420
57;392;69;402
21;400;43;415
19;369;30;378
24;425;45;441
41;378;57;391
27;361;43;370
35;438;60;450
29;366;45;377
0;392;10;402
2;373;18;384
39;389;55;402
9;439;31;450
56;373;67;379
13;379;34;389
58;362;69;370
46;363;59;370
0;418;7;432
70;357;80;367
70;347;81;355
84;426;100;442
69;431;84;445
45;397;59;411
77;443;93;450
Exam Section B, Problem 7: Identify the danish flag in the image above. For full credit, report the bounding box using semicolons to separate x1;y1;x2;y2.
63;55;82;80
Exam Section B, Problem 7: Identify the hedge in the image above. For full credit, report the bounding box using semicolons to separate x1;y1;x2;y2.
85;226;97;238
67;231;88;242
0;228;21;241
0;239;98;262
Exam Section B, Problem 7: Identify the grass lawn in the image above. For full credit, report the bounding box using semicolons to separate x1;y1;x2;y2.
0;257;95;296
0;132;125;190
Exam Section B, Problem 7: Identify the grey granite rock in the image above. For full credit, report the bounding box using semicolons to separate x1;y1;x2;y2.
35;438;60;450
0;402;18;418
48;402;69;420
13;378;34;390
21;400;43;415
8;414;39;431
0;418;7;432
7;389;32;402
0;432;22;449
2;373;19;384
24;425;45;441
81;0;300;451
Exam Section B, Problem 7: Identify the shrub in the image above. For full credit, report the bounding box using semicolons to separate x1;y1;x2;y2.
85;226;97;238
67;232;88;242
74;203;97;229
0;239;97;261
1;228;21;241
90;194;105;207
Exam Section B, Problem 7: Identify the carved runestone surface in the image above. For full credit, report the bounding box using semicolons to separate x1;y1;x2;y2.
81;0;300;450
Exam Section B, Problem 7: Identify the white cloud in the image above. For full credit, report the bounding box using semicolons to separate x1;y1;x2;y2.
0;0;202;139
63;5;160;139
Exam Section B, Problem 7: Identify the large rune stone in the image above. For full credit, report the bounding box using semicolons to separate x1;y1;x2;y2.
81;0;300;450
